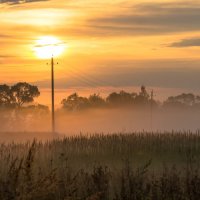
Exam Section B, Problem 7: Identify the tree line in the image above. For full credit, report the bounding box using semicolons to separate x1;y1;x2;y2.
61;86;156;111
1;82;200;111
61;87;200;111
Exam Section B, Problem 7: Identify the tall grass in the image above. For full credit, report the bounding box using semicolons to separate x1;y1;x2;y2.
0;131;200;199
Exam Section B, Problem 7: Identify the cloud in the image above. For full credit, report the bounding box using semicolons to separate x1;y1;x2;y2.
0;0;49;5
34;59;200;90
0;54;17;58
85;2;200;36
0;34;12;38
169;38;200;47
3;1;200;38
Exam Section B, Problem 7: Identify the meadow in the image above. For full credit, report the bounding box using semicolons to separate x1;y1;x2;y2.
0;131;200;199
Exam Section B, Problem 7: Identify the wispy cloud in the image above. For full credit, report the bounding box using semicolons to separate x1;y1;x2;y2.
169;38;200;47
0;34;12;38
0;0;49;5
85;2;200;36
0;54;18;58
33;59;200;90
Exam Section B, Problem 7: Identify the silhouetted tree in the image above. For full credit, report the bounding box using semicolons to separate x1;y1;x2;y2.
106;90;136;106
134;86;150;106
11;82;40;107
0;84;14;108
88;93;106;108
61;93;89;111
140;85;149;98
163;93;198;109
60;86;161;111
193;95;200;109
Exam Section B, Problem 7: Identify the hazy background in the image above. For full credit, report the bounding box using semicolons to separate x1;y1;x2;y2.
0;107;199;143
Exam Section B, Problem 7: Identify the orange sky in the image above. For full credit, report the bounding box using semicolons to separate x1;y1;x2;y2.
1;0;200;106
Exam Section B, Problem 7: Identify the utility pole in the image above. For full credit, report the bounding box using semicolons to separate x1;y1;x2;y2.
150;90;154;131
51;55;55;134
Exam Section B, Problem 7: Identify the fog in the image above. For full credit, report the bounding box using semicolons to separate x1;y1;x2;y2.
57;108;200;134
0;107;200;142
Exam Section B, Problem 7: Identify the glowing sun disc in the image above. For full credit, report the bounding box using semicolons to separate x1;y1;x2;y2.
34;36;65;59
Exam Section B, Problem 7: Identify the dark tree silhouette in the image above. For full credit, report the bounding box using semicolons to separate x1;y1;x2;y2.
106;90;136;106
61;93;89;111
61;87;156;111
11;82;40;107
163;93;199;109
0;84;14;108
88;93;105;107
140;85;149;98
134;86;150;106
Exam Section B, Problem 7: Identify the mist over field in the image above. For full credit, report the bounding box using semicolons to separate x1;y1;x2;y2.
57;108;200;134
0;107;200;142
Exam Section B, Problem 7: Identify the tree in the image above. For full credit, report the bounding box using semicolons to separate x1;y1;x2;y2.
88;93;105;108
61;93;89;111
0;84;14;108
11;82;40;107
140;85;149;99
163;93;197;109
134;86;150;106
106;90;136;106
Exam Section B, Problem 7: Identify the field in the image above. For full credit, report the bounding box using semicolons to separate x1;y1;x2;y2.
0;132;200;200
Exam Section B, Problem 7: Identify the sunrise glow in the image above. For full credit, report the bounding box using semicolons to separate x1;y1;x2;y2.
34;36;65;59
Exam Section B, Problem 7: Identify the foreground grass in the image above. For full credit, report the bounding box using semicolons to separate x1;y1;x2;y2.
0;132;200;199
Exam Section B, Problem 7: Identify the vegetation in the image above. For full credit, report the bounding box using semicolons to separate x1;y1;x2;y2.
61;86;157;111
163;93;200;109
1;82;200;112
0;132;200;199
61;87;200;112
0;82;40;108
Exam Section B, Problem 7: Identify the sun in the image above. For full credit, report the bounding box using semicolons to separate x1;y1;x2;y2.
34;36;65;59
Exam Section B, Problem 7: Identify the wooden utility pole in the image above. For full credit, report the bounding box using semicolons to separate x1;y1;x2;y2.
51;56;55;133
150;90;154;131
